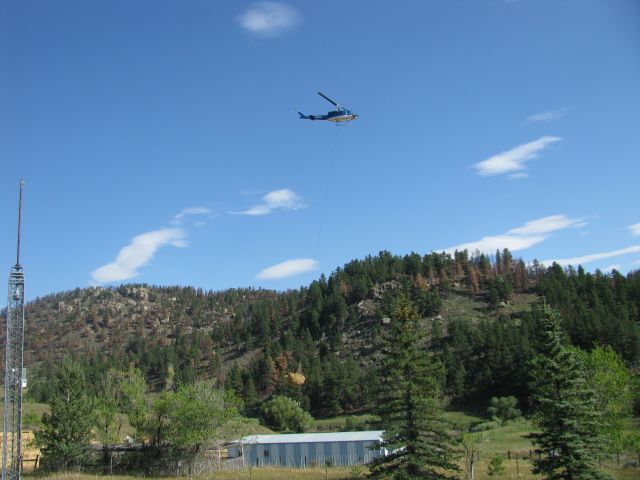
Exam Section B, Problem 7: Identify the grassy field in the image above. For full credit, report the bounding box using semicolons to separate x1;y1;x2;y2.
22;416;640;480
17;407;640;479
312;414;378;432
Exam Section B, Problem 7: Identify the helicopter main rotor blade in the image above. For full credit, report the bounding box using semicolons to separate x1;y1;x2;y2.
318;92;340;107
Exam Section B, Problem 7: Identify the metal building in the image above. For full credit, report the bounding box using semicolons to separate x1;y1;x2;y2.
229;431;385;468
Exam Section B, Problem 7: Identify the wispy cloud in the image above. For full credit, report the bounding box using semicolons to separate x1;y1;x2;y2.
508;172;529;180
507;215;587;236
542;245;640;266
445;235;547;254
237;2;300;37
525;108;567;124
91;228;187;283
92;205;216;283
473;136;562;177
627;223;640;237
257;258;318;280
443;214;585;254
171;207;214;225
236;189;306;216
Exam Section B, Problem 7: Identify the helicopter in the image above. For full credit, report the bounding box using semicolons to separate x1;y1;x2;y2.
298;92;359;123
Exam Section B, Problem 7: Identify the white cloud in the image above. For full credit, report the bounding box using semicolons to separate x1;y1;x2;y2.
91;228;187;283
473;136;562;177
525;108;567;124
257;258;318;280
237;189;306;216
507;215;586;236
443;214;585;254
171;207;214;225
237;2;300;37
508;172;529;180
542;245;640;266
627;223;640;237
601;264;621;273
445;234;547;255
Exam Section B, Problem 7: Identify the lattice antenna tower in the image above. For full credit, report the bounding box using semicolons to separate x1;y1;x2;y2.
2;180;25;480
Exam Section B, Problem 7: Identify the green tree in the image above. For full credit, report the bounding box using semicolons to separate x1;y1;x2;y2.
119;365;149;441
369;295;459;479
145;391;173;447
528;306;610;479
163;383;244;452
259;395;314;432
94;369;124;445
487;454;506;476
623;430;640;465
35;356;95;470
93;369;125;471
574;345;637;464
139;382;245;470
460;432;483;480
486;396;521;425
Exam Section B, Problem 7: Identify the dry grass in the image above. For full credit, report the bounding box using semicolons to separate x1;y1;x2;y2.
0;430;41;472
21;460;640;480
25;468;356;480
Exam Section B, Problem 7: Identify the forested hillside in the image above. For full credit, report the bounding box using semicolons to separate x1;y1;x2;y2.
16;249;640;417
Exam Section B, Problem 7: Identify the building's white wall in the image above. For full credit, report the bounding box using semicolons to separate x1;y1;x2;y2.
239;440;383;468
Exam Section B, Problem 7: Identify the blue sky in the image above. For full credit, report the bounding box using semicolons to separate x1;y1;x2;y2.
1;0;640;302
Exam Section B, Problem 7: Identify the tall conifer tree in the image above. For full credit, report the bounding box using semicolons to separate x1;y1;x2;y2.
35;356;95;470
529;306;610;479
369;295;459;479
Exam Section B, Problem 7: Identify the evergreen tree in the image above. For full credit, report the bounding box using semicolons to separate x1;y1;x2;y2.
528;306;610;480
369;295;459;479
35;356;95;471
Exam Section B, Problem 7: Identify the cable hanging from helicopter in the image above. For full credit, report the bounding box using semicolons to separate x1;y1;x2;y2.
298;92;358;123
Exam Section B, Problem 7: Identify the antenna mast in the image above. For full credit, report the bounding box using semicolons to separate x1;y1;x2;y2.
3;180;26;480
16;181;23;267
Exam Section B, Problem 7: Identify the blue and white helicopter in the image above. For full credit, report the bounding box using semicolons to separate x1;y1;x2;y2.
298;92;359;123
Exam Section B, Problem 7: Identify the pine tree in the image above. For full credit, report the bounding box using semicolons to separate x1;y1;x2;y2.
35;356;95;470
528;306;610;480
369;295;459;479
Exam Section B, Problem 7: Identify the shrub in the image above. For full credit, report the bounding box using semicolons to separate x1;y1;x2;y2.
470;420;500;432
487;454;506;476
259;396;314;432
487;396;521;424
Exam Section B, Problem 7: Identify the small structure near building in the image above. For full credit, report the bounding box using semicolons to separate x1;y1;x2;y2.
228;431;385;468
